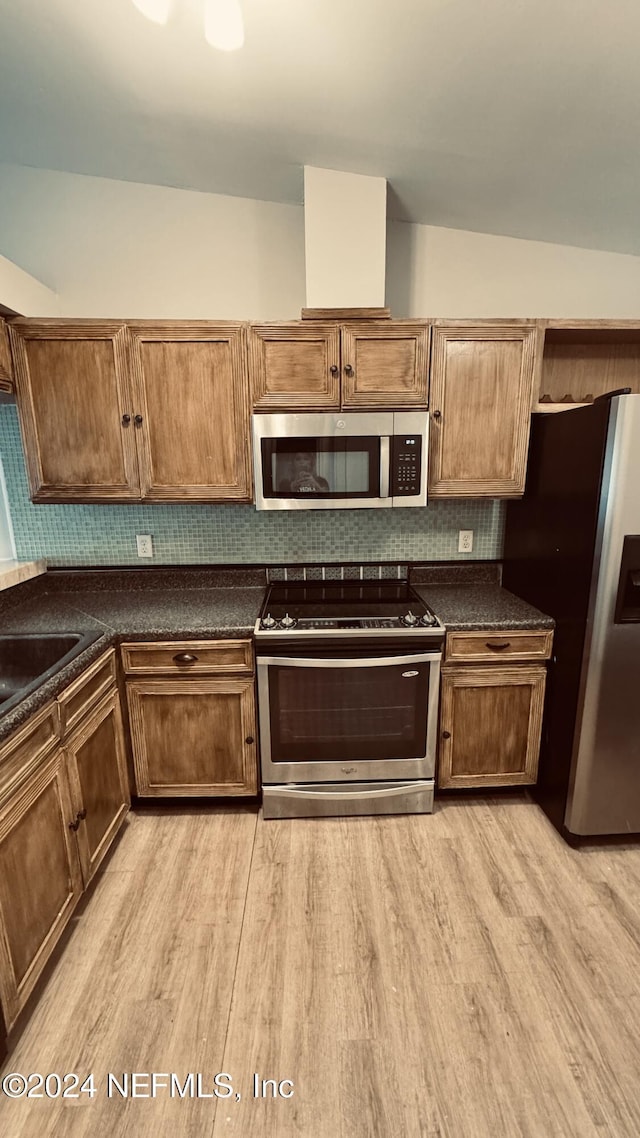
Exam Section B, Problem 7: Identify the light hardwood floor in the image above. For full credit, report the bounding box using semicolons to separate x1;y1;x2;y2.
2;796;640;1137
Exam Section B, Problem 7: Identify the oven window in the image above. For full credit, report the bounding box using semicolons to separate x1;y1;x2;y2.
267;661;429;762
261;437;380;499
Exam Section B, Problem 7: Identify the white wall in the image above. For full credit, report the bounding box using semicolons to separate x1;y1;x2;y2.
0;164;305;319
1;161;640;320
386;220;640;318
0;253;60;316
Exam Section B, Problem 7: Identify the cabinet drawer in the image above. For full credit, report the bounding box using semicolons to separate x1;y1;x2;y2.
445;628;553;664
0;703;59;804
57;649;116;738
121;639;254;676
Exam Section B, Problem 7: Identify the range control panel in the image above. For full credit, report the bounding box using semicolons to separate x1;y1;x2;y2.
391;435;423;496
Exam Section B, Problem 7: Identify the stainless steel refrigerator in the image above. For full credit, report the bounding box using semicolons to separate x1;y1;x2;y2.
503;392;640;842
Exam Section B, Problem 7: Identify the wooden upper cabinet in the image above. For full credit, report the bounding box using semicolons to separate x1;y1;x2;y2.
249;320;429;410
428;323;538;498
340;322;429;408
249;323;340;410
9;321;140;501
0;318;13;392
128;322;251;501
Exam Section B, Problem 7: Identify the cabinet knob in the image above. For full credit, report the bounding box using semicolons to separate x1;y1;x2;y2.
330;365;339;376
344;364;354;376
442;730;451;739
121;413;131;426
432;410;442;420
245;736;254;745
134;414;143;426
173;652;198;664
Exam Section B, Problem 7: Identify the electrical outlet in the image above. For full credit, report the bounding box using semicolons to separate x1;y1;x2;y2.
136;534;153;558
458;530;473;554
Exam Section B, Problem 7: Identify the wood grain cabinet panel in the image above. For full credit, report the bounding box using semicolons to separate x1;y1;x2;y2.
121;639;253;676
429;324;537;497
64;690;130;887
127;677;258;797
445;628;553;664
9;321;140;501
0;318;13;392
438;666;546;789
128;322;252;501
340;322;429;408
0;749;82;1029
249;323;341;409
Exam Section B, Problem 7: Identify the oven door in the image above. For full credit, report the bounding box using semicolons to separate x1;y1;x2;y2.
257;650;441;784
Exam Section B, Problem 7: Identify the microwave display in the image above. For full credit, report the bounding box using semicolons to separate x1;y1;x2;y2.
261;437;380;499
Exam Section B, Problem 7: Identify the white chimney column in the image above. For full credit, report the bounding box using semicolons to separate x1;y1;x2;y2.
303;167;387;309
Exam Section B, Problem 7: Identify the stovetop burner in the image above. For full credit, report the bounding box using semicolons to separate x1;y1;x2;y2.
255;580;444;639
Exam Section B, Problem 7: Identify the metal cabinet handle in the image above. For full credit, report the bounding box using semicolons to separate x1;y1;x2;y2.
442;730;451;739
69;808;87;832
432;410;442;420
122;413;131;426
344;364;354;376
330;365;338;376
245;736;254;745
485;641;511;651
173;652;198;664
134;414;143;425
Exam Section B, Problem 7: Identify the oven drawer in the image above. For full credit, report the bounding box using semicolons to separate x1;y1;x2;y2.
445;629;553;664
262;780;434;819
121;640;253;676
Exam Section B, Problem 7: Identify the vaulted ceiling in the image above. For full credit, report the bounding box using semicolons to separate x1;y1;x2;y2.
1;0;639;254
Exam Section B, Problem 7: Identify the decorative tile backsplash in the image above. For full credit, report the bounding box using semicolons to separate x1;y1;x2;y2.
0;406;505;566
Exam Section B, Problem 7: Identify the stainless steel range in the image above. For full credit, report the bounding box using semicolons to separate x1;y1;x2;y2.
255;578;445;818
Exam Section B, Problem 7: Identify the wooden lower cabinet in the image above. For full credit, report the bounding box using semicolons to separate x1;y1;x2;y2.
0;748;83;1030
438;665;546;789
64;689;130;887
126;677;258;796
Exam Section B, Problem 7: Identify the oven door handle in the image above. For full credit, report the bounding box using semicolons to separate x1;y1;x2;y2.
257;653;442;668
379;436;390;499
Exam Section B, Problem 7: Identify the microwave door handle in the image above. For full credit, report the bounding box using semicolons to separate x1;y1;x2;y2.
379;436;390;499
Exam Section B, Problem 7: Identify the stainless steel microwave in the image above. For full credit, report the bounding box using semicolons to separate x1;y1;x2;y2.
252;411;429;510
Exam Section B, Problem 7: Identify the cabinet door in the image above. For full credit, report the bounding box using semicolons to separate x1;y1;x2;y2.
438;666;546;789
126;677;258;796
428;324;537;497
0;319;12;392
65;690;130;887
249;323;340;409
129;322;252;501
0;749;82;1029
340;322;429;408
9;321;140;501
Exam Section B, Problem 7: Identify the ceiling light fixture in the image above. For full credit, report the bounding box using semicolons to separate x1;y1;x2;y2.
204;0;245;51
131;0;173;25
131;0;245;50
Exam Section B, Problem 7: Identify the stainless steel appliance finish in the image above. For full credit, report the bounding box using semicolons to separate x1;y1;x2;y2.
262;781;435;820
255;579;444;818
567;396;640;835
252;410;428;510
503;393;640;840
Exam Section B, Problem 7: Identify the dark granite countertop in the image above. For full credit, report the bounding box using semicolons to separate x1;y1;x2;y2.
0;570;266;746
414;583;554;632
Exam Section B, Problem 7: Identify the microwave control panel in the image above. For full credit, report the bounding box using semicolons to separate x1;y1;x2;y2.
391;435;423;496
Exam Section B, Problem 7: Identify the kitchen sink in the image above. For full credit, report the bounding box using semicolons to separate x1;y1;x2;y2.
0;633;103;716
